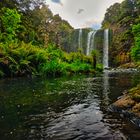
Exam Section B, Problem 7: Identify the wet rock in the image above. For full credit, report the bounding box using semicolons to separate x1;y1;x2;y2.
108;103;140;128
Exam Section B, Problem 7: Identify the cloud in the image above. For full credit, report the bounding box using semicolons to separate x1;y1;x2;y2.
46;0;123;28
77;9;84;14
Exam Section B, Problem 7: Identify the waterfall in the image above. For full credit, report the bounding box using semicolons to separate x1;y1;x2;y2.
87;31;94;55
91;31;97;53
86;30;97;55
103;29;109;68
78;29;82;48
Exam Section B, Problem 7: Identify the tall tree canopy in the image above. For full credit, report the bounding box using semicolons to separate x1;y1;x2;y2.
0;0;73;46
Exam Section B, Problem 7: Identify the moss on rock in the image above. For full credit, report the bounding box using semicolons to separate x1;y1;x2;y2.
113;84;140;118
129;85;140;102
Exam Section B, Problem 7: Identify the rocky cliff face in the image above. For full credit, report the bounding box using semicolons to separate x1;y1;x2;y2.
61;28;107;65
61;28;92;54
107;24;133;67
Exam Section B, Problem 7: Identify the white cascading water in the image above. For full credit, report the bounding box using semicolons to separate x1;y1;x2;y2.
86;30;97;55
86;31;94;55
78;29;82;48
91;30;97;52
103;29;109;68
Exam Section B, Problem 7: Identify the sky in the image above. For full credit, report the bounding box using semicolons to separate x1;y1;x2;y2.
45;0;124;29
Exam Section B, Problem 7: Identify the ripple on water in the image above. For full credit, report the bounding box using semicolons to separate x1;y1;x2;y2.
1;71;140;139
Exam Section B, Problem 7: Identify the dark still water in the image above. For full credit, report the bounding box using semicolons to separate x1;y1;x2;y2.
0;69;140;140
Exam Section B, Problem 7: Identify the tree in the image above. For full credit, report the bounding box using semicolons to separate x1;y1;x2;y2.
120;0;136;18
0;8;21;43
102;3;121;28
0;0;18;9
45;14;73;47
131;24;140;61
21;4;53;45
0;0;73;47
91;50;100;69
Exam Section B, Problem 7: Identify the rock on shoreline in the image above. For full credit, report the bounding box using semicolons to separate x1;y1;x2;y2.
108;85;140;128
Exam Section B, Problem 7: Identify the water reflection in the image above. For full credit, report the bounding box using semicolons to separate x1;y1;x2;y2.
0;71;140;139
102;70;110;106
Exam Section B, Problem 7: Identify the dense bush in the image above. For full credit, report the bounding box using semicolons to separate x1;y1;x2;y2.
0;8;22;43
0;42;47;76
131;24;140;62
0;42;99;77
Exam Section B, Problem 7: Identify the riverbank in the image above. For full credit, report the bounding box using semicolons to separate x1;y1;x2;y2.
109;84;140;128
118;62;140;69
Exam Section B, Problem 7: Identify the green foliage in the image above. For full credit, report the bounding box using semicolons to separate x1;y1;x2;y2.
0;42;48;76
102;0;137;28
91;50;101;68
46;44;64;60
129;84;140;101
66;60;92;73
96;64;103;72
91;50;100;57
102;3;121;27
0;41;99;78
132;24;140;36
39;45;95;77
131;45;140;62
0;1;73;46
40;60;65;77
0;8;21;43
131;24;140;61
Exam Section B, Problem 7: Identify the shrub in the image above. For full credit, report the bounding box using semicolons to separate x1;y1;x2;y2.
39;59;64;76
0;41;99;78
0;8;22;43
131;24;140;62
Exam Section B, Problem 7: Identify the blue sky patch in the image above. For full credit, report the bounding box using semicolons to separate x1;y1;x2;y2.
51;0;61;3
